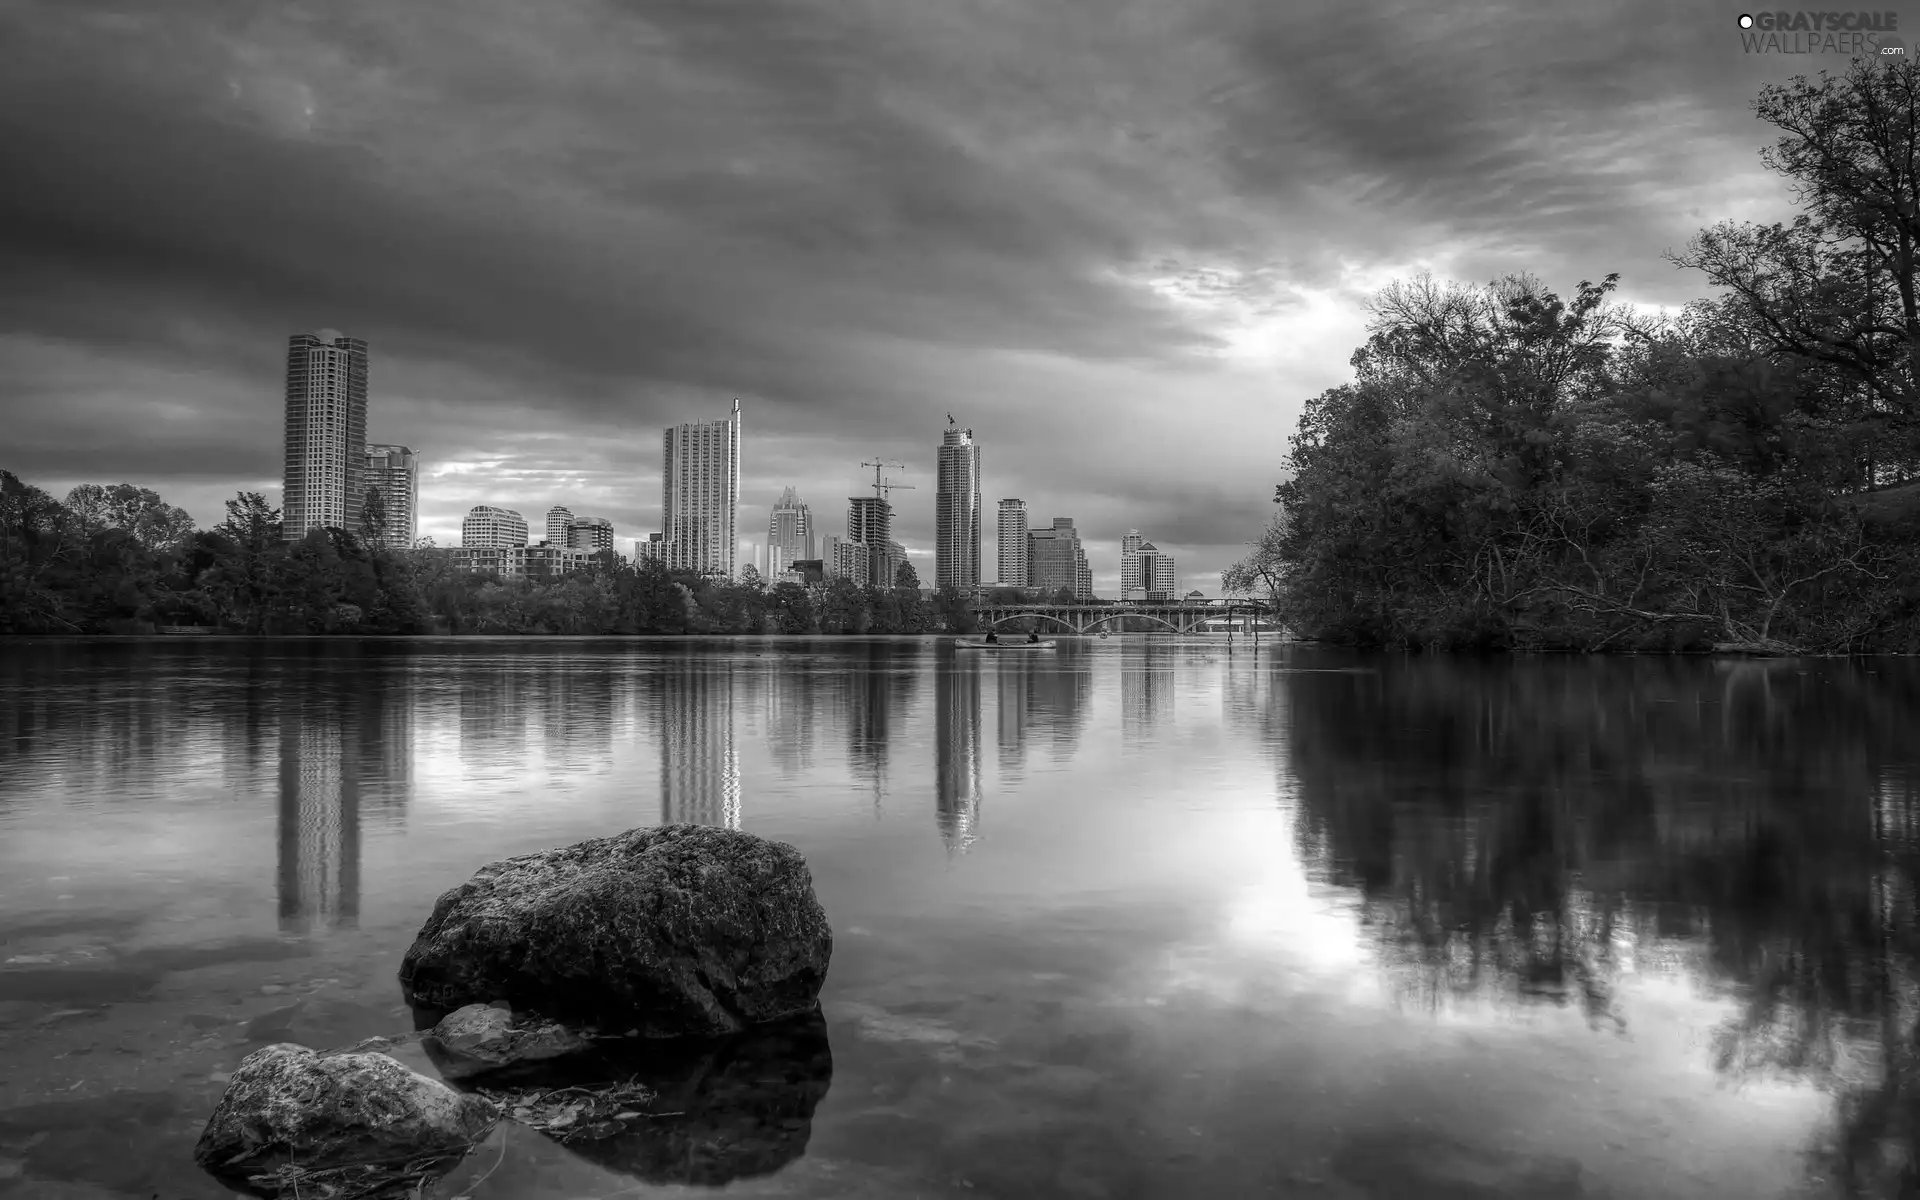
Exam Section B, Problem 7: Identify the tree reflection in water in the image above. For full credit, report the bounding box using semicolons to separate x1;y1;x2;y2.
1279;653;1920;1195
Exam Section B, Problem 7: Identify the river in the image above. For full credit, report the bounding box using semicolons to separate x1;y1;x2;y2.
1;637;1915;1198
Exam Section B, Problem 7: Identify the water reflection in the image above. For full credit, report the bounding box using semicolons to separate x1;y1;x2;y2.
276;702;360;932
935;657;982;854
845;642;921;816
1281;654;1920;1194
10;641;1920;1196
1120;641;1176;744
655;655;741;829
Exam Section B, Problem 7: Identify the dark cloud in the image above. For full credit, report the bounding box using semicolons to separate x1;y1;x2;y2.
0;0;1838;587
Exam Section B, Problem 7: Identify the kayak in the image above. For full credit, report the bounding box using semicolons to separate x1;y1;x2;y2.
955;638;1057;650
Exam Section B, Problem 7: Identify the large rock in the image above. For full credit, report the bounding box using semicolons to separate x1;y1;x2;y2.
398;824;833;1037
193;1043;496;1182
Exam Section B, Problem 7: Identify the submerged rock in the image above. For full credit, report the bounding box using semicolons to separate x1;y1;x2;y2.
426;1003;593;1081
193;1043;496;1186
398;824;833;1037
434;1007;834;1187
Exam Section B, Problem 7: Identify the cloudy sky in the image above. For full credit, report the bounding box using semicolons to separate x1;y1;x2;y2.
0;0;1843;591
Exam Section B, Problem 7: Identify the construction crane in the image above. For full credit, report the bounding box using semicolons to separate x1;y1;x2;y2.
860;459;915;505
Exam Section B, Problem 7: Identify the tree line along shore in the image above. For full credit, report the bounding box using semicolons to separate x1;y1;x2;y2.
1219;59;1920;656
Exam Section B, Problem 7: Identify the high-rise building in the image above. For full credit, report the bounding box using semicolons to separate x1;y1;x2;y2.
661;399;742;577
1138;542;1177;602
1121;530;1146;599
458;506;529;577
546;506;575;547
767;487;814;576
1028;517;1091;600
847;495;895;586
935;426;981;591
997;499;1030;588
283;330;369;540
822;533;870;586
361;444;418;550
1122;529;1177;601
568;516;614;555
462;505;528;549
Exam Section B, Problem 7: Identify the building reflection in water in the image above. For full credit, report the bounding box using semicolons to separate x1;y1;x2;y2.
845;643;922;817
658;658;742;829
995;657;1030;781
275;654;414;934
461;664;528;767
764;666;818;778
935;657;983;854
541;661;617;775
1120;642;1176;743
993;648;1091;772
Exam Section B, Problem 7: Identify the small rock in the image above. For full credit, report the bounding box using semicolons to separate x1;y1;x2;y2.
194;1044;497;1179
0;1156;23;1181
260;984;285;995
427;1004;592;1082
183;1013;228;1030
207;1070;230;1084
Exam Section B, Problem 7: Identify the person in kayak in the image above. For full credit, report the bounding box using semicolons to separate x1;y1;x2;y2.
1028;630;1040;643
985;630;999;644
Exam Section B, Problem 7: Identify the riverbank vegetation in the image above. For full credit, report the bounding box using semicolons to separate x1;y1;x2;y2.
1225;58;1920;654
0;483;980;636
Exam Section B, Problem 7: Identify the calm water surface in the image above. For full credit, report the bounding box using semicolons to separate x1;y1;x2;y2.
2;638;1918;1199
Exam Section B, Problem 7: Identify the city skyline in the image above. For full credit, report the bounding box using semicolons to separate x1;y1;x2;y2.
0;3;1821;593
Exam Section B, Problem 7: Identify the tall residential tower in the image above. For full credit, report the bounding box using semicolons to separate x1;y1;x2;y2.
661;399;743;577
283;330;368;540
362;444;418;549
996;499;1030;587
935;424;981;591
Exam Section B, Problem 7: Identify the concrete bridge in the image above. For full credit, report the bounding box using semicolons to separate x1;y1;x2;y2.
974;602;1274;636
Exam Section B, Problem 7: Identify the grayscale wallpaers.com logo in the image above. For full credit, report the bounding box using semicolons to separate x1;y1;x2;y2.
1738;11;1906;53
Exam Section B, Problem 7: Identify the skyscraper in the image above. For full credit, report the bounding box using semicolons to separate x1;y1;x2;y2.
568;516;614;555
935;425;981;590
546;505;575;547
462;506;528;548
768;487;814;575
662;399;742;577
1122;529;1176;601
1121;530;1145;599
362;444;418;550
847;495;896;586
1139;542;1177;601
1028;517;1092;600
283;330;369;541
997;499;1030;587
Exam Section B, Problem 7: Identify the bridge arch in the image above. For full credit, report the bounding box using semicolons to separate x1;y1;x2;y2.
981;612;1081;633
1080;612;1191;634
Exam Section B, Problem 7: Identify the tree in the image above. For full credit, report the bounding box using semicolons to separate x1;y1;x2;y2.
894;560;920;590
1052;586;1076;605
208;492;285;633
361;485;389;546
1222;514;1290;610
64;482;196;551
1669;56;1920;480
0;471;81;631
